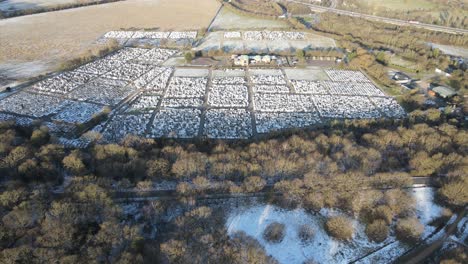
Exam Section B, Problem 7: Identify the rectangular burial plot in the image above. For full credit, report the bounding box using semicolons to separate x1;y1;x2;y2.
285;68;330;81
75;59;125;75
165;77;207;98
131;48;177;65
250;69;285;84
52;101;104;124
103;63;154;81
161;98;204;108
253;84;290;93
254;93;316;113
142;68;173;93
68;78;135;106
150;108;201;138
291;81;329;94
105;47;150;62
313;95;382;119
325;69;371;83
324;81;385;96
370;97;406;118
102;114;151;142
132;31;170;39
31;70;97;95
256;112;321;134
134;67;169;89
0;92;69;118
224;31;242;39
103;31;135;39
212;69;246;84
125;95;161;113
208;84;249;107
168;31;197;39
203;109;252;139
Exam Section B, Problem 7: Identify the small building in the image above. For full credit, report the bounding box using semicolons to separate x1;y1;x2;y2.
234;55;249;66
431;86;457;99
253;55;262;63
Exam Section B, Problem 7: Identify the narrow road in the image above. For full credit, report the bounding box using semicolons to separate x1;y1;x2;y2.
286;0;468;35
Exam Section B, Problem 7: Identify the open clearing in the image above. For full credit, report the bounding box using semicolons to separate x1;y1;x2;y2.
428;43;468;58
0;0;104;13
209;6;289;30
0;0;220;79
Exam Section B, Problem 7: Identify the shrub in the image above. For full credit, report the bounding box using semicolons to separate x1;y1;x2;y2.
263;222;285;243
395;218;424;244
325;216;354;241
298;224;314;242
365;220;389;242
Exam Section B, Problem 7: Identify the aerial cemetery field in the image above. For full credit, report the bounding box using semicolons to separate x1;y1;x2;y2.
0;46;406;145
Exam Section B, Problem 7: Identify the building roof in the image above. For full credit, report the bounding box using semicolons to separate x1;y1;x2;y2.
432;86;457;98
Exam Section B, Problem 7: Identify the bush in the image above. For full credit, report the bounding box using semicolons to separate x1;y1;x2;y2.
325;216;354;241
395;218;424;244
365;220;389;242
298;224;314;242
263;222;285;243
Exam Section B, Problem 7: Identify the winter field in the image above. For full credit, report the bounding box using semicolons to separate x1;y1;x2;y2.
0;0;220;79
226;187;444;264
196;31;336;53
0;47;406;144
209;6;289;30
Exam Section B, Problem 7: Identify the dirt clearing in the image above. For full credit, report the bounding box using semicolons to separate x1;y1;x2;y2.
0;0;220;79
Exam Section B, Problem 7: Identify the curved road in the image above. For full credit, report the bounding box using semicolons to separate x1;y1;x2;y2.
286;0;468;35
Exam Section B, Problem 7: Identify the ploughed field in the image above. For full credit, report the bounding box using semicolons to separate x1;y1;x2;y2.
0;47;405;145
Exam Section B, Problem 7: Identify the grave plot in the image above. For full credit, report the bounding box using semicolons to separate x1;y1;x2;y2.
0;113;35;126
313;95;382;119
103;63;154;81
103;31;135;39
256;112;321;133
291;80;328;94
52;101;103;124
161;98;204;108
253;84;290;93
31;71;97;95
253;93;316;112
168;31;197;39
244;31;263;41
284;31;306;40
125;95;161;113
68;78;135;106
105;48;150;62
132;31;170;39
0;92;68;118
325;69;371;83
131;48;177;65
102;114;151;142
165;77;207;98
370;97;406;118
144;68;173;93
251;75;286;85
204;109;252;139
323;81;385;96
224;31;242;39
150;108;201;138
76;59;124;75
212;69;245;78
134;67;168;89
208;84;249;107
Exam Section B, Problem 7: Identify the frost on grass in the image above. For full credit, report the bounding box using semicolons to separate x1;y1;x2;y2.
150;108;201;138
208;84;248;107
52;101;103;124
204;109;252;139
0;92;68;118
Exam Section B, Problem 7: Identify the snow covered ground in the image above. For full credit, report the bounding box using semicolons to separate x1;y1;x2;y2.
225;187;444;264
